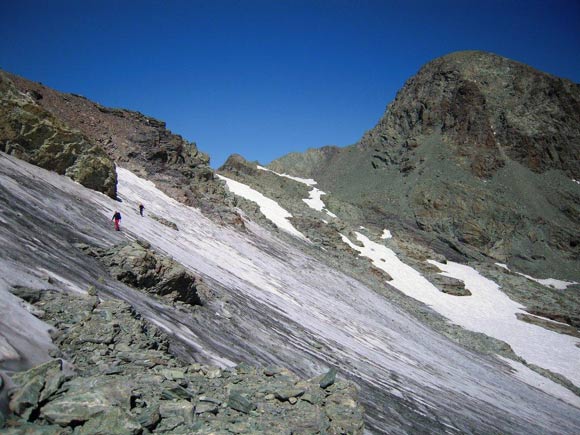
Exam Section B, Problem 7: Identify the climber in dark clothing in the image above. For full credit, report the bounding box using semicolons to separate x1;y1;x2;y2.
139;204;144;216
112;211;122;231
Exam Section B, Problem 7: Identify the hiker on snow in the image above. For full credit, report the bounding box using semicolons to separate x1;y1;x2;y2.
112;211;122;231
139;204;144;216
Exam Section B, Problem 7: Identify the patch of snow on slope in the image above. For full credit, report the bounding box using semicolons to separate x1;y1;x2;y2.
217;174;307;241
498;356;580;409
257;165;337;218
342;232;580;387
256;165;317;185
381;229;392;239
494;263;577;290
428;260;580;387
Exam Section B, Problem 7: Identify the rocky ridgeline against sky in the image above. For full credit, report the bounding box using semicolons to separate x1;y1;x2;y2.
268;51;580;282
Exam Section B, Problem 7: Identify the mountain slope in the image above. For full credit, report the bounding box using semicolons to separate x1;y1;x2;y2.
2;154;580;434
268;51;580;281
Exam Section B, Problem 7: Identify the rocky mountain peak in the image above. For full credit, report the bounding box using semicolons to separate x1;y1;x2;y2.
364;50;580;178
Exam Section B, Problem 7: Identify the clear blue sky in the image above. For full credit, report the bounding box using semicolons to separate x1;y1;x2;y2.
1;1;579;168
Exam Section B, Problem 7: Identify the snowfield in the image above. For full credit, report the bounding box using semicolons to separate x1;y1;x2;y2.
1;154;579;434
217;174;308;241
342;231;580;390
257;165;337;217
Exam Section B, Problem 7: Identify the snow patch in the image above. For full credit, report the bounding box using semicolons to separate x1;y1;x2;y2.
341;232;580;387
494;263;577;290
380;229;392;239
256;165;317;185
217;174;307;241
257;165;337;217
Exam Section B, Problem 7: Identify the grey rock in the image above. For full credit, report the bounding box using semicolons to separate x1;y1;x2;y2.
158;400;194;425
227;391;256;414
76;407;141;435
274;388;305;401
319;368;337;389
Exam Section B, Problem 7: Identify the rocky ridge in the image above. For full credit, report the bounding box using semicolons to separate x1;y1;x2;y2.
4;70;239;221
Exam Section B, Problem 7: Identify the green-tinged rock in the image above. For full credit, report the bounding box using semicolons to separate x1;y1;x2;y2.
40;378;132;425
12;360;62;387
227;392;256;414
158;400;194;426
274;388;305;402
160;383;194;400
135;403;160;429
203;367;222;379
324;389;365;435
319;368;337;389
194;401;219;415
76;407;141;435
157;368;185;381
39;371;65;403
64;146;117;199
154;416;185;433
9;375;45;419
0;72;117;199
0;422;73;434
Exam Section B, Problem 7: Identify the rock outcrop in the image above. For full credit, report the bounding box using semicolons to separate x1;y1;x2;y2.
76;240;209;306
5;71;229;216
356;51;580;178
0;72;117;198
1;289;364;434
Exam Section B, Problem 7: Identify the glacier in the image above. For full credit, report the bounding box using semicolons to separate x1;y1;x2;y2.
0;152;579;434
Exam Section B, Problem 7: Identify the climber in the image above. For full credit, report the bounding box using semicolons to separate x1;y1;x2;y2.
112;211;122;231
139;204;144;216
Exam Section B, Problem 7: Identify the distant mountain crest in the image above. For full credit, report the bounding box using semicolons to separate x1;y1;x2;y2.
267;51;580;281
362;50;580;178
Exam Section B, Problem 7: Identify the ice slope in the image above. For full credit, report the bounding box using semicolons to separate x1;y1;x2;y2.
1;153;579;434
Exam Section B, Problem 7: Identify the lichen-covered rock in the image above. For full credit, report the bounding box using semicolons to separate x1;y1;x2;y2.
40;378;132;425
0;72;117;199
76;408;141;435
6;70;230;217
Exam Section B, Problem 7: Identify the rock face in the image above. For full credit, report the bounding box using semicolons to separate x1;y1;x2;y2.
76;240;209;306
2;289;364;434
268;51;580;281
5;70;228;215
0;72;117;198
363;51;580;178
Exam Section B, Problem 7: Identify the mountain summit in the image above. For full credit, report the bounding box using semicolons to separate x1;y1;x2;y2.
269;51;580;280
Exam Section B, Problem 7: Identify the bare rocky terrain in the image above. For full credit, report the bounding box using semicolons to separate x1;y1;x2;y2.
1;50;580;434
